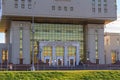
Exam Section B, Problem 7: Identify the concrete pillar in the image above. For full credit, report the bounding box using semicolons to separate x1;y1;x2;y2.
87;26;96;63
22;22;31;64
5;29;10;43
5;28;11;63
76;45;80;66
98;28;105;64
52;46;56;66
64;46;68;66
11;22;20;64
7;43;11;63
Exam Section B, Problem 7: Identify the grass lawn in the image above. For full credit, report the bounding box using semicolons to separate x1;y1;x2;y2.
0;70;120;80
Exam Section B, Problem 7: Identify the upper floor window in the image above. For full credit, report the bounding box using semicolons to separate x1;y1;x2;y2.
70;7;74;11
64;6;67;11
98;8;101;13
104;1;108;13
92;0;95;13
104;0;107;3
21;0;25;9
14;0;33;9
28;0;32;2
0;0;1;9
91;0;108;13
92;0;95;2
52;6;73;12
117;39;120;45
98;0;101;3
52;6;55;10
58;6;62;11
98;4;101;7
28;0;32;9
14;0;18;8
104;8;107;13
92;8;95;13
106;39;109;45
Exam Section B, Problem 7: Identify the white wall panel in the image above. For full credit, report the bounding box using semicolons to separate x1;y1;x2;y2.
2;0;116;20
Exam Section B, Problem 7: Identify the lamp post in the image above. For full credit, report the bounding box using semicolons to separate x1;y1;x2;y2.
54;59;57;67
60;59;63;66
31;14;35;71
87;51;90;62
31;1;37;71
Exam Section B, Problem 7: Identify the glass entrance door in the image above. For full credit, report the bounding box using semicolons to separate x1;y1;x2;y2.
46;59;49;64
58;59;62;66
68;46;76;66
70;59;74;66
69;56;75;66
111;52;117;64
2;49;8;64
44;56;51;66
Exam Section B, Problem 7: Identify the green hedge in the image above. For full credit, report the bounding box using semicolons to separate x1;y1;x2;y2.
0;70;120;80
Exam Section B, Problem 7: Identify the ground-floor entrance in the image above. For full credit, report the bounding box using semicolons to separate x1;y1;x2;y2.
0;44;9;64
0;21;106;65
38;41;80;66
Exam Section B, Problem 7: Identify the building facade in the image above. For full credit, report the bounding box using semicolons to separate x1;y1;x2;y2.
104;33;120;64
0;0;117;66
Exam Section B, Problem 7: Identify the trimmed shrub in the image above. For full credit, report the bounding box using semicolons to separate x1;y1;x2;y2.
0;70;120;80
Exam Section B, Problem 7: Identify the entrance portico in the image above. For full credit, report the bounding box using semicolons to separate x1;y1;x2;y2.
39;41;80;66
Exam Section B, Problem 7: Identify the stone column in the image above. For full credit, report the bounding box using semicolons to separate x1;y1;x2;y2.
52;46;56;66
76;45;80;66
64;46;68;66
22;22;31;64
98;27;105;64
5;28;10;44
7;43;11;63
87;25;96;63
11;23;20;64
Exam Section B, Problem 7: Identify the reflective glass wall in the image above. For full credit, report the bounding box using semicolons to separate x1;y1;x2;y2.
30;23;84;63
